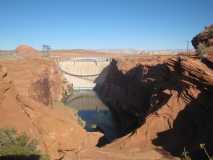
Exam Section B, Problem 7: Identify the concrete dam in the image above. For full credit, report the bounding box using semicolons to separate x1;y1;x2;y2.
53;57;112;90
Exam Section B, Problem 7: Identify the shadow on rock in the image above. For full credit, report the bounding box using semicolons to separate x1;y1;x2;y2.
94;59;174;144
152;89;213;159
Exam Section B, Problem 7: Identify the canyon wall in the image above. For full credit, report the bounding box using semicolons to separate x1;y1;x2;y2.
0;56;101;159
1;43;213;159
0;58;64;106
95;55;213;158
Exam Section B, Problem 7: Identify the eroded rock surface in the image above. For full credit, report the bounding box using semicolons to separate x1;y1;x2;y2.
16;45;41;58
1;44;213;160
192;24;213;49
0;58;64;106
0;60;101;159
95;55;213;159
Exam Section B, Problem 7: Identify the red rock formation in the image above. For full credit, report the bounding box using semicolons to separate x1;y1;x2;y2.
95;55;213;158
192;24;213;49
16;44;41;58
0;58;64;106
0;60;101;159
1;44;213;159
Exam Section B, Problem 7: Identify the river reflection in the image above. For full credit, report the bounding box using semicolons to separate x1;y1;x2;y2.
65;90;117;140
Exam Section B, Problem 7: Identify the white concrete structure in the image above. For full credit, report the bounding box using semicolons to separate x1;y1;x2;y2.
54;57;111;90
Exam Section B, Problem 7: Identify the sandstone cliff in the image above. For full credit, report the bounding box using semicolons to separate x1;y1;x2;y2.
1;43;213;160
0;59;101;159
192;24;213;49
95;55;213;159
0;58;64;106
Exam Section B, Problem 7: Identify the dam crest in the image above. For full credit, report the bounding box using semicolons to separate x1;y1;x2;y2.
52;57;112;90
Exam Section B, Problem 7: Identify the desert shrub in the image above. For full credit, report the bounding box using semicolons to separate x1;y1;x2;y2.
62;83;73;103
0;128;49;160
181;144;213;160
181;147;191;160
208;30;213;37
196;43;207;58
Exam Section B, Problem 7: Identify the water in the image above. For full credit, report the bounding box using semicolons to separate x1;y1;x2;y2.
65;90;118;141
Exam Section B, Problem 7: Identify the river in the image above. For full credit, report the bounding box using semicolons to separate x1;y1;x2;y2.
64;90;118;141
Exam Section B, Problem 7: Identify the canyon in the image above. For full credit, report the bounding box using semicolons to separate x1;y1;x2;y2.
0;25;213;160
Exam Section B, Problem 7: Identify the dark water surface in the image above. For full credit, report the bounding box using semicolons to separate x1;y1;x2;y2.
65;90;118;140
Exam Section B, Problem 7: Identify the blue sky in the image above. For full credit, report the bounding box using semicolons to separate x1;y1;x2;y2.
0;0;212;50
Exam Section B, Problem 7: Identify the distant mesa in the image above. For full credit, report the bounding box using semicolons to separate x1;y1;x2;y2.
192;24;213;49
16;44;40;58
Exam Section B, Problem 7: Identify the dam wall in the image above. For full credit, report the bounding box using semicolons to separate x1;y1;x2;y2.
53;57;111;90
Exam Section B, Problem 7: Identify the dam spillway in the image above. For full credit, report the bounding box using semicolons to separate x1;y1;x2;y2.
53;57;112;90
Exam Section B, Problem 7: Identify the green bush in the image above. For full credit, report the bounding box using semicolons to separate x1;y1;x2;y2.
0;128;49;160
196;43;207;58
208;30;213;37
